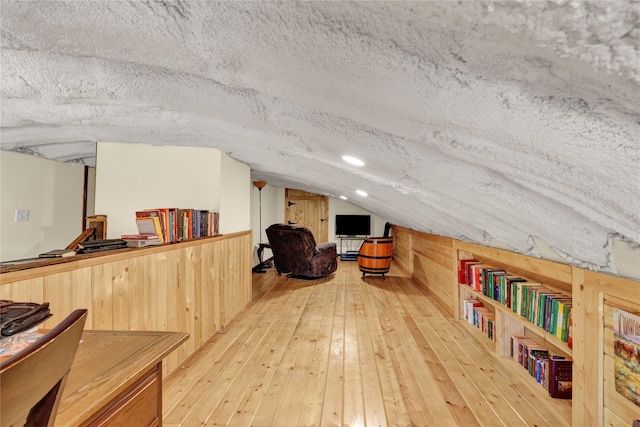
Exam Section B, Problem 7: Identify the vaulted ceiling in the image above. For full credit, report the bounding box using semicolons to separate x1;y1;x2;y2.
1;1;638;275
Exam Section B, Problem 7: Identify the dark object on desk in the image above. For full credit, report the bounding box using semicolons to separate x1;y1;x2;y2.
39;249;76;258
1;309;87;427
265;223;337;278
77;239;128;254
66;227;97;250
0;301;53;336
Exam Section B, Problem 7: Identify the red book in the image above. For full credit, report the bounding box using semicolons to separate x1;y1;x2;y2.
121;234;159;240
548;358;572;399
457;259;478;284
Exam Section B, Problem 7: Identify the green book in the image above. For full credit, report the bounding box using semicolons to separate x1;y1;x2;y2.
561;304;572;342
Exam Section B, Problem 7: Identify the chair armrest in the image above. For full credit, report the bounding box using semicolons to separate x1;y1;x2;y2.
316;242;337;253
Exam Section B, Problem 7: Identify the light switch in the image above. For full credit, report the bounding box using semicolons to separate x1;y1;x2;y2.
15;209;29;222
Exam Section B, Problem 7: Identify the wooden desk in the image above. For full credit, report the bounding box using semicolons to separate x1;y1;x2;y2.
55;330;188;427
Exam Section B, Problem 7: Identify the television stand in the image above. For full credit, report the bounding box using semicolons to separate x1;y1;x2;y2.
340;250;359;261
338;236;367;260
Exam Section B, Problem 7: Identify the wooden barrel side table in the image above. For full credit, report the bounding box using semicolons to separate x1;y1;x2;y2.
357;237;393;279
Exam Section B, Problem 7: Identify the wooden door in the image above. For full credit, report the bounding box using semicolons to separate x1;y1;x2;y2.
285;189;329;243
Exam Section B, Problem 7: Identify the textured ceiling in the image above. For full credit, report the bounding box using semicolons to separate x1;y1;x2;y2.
1;1;639;274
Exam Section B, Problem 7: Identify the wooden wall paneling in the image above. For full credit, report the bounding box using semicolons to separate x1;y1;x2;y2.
137;254;154;331
390;226;411;274
200;242;217;341
496;313;525;358
412;252;454;310
43;269;91;328
573;267;604;427
0;232;252;379
152;250;169;331
242;233;253;313
584;269;640;427
191;244;204;350
126;256;144;331
224;237;237;328
603;406;629;427
603;300;640;426
455;240;573;293
570;266;588;427
210;241;222;334
223;234;250;327
183;246;196;359
218;238;229;329
0;280;13;300
111;258;133;331
171;246;188;371
406;232;456;312
91;263;114;330
410;234;452;267
603;346;640;427
9;277;44;305
221;235;240;327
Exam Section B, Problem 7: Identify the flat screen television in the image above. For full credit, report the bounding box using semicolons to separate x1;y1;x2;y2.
335;215;371;236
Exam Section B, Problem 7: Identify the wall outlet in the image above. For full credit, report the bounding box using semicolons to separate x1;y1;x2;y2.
15;209;29;222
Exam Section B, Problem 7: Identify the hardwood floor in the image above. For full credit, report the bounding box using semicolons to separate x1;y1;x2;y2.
163;260;571;427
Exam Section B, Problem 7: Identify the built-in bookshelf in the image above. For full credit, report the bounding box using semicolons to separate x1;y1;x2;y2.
456;247;573;401
392;226;640;425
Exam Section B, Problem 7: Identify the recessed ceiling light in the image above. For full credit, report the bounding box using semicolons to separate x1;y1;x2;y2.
356;190;368;197
340;195;348;200
342;155;365;166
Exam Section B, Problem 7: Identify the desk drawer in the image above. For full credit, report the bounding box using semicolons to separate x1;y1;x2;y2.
88;366;161;427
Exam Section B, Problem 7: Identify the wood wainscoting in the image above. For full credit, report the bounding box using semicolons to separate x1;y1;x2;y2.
0;231;252;378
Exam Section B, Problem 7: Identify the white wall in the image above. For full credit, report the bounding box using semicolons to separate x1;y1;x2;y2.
95;141;222;238
219;153;251;234
0;151;84;261
328;198;386;241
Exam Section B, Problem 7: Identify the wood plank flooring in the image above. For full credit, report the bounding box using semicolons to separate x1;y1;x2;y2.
163;260;571;427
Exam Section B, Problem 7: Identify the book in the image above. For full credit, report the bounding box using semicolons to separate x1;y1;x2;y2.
39;249;76;258
463;298;483;323
125;239;162;248
121;234;159;240
135;217;165;243
548;358;572;399
212;211;220;235
457;259;478;284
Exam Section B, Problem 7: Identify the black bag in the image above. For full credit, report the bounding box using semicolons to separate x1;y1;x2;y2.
0;301;53;336
77;239;128;254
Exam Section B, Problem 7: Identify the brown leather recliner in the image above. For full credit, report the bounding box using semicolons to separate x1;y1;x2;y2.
265;224;338;278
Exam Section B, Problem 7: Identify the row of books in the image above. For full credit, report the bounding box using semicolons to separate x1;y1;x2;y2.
462;298;496;341
133;209;220;244
459;259;573;347
511;335;572;399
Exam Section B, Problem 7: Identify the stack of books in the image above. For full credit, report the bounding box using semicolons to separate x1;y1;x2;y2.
134;208;220;243
120;233;162;248
458;259;573;347
462;297;495;341
511;335;572;399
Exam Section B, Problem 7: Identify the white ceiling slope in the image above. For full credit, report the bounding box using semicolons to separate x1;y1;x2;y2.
1;1;639;274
